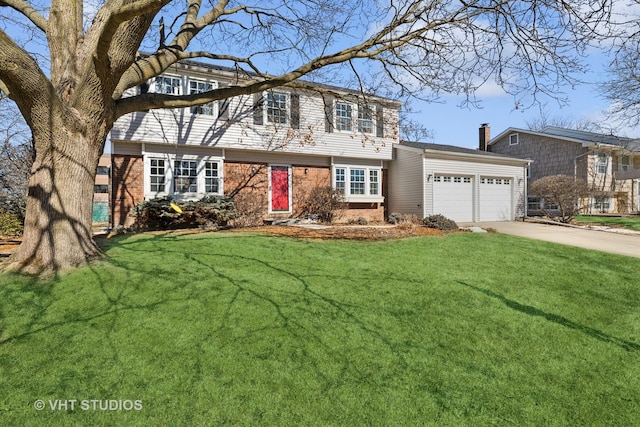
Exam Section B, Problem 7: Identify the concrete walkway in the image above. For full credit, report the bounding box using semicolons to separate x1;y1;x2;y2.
460;221;640;259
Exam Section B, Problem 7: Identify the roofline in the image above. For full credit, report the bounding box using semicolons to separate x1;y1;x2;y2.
394;142;531;165
488;127;625;148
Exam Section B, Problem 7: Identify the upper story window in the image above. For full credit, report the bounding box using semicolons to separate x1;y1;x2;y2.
155;76;182;95
619;155;631;171
596;153;609;175
267;93;288;124
189;80;215;115
358;105;374;134
335;102;353;132
509;133;519;145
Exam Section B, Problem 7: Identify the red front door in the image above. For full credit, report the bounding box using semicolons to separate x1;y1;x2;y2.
270;166;290;212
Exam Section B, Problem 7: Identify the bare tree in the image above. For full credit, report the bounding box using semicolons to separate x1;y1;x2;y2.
530;174;589;223
525;113;602;133
0;0;613;274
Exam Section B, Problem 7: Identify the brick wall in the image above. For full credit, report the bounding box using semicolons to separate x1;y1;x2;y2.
111;155;144;227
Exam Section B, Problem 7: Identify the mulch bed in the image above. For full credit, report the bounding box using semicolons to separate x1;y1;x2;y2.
0;225;446;257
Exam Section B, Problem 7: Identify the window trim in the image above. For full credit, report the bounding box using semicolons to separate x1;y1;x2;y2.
509;133;519;145
188;79;216;116
596;153;609;175
266;91;290;125
154;75;182;95
333;100;377;134
145;155;224;199
333;165;383;202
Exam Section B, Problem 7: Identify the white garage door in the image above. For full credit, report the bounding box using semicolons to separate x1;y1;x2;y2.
433;175;473;222
479;177;512;221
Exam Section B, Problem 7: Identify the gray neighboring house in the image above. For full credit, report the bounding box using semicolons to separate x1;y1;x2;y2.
388;141;529;222
483;125;640;214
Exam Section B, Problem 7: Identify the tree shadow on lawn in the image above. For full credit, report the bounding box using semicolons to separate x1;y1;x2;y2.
457;281;640;352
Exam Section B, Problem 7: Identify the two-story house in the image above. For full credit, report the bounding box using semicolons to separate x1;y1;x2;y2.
482;124;640;214
110;59;400;227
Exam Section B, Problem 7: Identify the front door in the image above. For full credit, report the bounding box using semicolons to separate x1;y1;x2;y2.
270;165;291;213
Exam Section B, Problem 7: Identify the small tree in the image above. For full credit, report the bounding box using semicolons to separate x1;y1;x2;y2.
530;175;588;223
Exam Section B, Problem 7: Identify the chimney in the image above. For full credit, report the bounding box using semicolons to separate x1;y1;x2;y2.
479;123;490;151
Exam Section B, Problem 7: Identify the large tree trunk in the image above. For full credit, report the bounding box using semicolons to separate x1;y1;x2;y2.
9;124;105;275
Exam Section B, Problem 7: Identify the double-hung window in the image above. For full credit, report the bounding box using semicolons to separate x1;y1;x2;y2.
357;105;374;134
204;161;220;193
155;76;181;95
334;166;381;199
267;93;288;124
150;159;166;193
596;153;609;175
189;80;215;115
335;102;352;131
174;160;198;193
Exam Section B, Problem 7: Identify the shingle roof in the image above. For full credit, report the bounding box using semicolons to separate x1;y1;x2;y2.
540;127;635;146
400;141;524;159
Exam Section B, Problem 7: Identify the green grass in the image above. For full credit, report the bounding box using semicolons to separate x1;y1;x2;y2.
1;231;640;426
574;214;640;231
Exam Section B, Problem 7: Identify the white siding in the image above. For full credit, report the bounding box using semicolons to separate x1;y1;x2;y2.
111;78;397;162
388;146;425;217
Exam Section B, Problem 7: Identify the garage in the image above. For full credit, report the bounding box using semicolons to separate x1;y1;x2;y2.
479;177;513;221
433;175;474;222
389;142;529;222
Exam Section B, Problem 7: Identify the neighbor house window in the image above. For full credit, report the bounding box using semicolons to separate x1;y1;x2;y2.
96;166;109;175
619;155;631;171
334;166;382;198
173;160;198;193
267;93;288;124
204;161;220;193
189;80;214;115
150;159;166;192
592;196;611;211
155;76;181;95
597;153;609;174
335;102;352;131
94;184;108;193
358;105;374;134
509;134;519;145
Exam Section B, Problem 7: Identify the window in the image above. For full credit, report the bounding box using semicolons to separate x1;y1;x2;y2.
334;166;382;198
454;177;461;183
205;161;220;193
597;153;609;174
358;105;374;134
189;80;214;115
434;176;441;182
94;184;108;193
335;102;352;131
528;197;541;210
335;168;346;193
463;177;471;183
155;76;181;95
96;166;109;175
173;160;198;193
150;159;166;193
369;170;379;195
592;196;611;212
509;133;519;145
350;169;365;195
620;155;631;171
444;176;452;183
267;93;288;124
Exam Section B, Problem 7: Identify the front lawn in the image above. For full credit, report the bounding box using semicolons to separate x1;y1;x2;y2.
1;231;639;425
574;214;640;231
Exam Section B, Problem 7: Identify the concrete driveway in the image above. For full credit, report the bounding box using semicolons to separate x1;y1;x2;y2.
460;221;640;259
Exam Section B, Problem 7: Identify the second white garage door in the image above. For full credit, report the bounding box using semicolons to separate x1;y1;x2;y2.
433;175;474;222
479;177;513;221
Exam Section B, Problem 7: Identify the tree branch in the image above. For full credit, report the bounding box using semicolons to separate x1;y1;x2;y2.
0;0;48;32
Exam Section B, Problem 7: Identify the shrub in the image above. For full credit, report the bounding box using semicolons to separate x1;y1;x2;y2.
423;214;458;231
131;196;238;230
0;212;23;236
348;216;368;225
388;212;404;224
530;175;588;223
297;186;346;223
230;191;267;227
